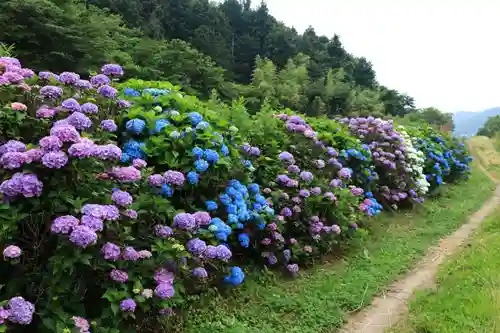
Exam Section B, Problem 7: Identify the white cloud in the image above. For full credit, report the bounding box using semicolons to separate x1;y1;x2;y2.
262;0;500;112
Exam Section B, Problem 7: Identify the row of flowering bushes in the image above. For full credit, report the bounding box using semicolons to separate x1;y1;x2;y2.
0;58;471;332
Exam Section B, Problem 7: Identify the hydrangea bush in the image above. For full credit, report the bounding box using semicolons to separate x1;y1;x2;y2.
0;58;473;332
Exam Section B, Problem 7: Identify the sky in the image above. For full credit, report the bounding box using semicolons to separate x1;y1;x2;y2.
261;0;500;113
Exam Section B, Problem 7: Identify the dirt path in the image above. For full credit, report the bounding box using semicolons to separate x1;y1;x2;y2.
337;161;500;333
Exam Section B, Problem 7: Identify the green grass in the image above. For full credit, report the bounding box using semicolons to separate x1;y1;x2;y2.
166;164;495;333
393;204;500;333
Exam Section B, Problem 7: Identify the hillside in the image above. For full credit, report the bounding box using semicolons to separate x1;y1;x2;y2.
453;107;500;137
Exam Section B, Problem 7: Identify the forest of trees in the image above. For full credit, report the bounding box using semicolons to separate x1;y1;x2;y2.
0;0;451;123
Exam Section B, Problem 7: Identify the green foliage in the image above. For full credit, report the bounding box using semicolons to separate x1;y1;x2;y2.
477;114;500;137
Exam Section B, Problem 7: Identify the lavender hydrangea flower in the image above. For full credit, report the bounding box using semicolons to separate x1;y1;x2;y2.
90;74;110;87
122;246;140;261
39;135;63;151
215;245;232;261
81;102;99;114
111;166;141;182
173;213;196;230
148;174;165;186
67;112;92;130
42;151;68;168
124;209;138;219
51;215;79;234
40;85;63;99
154;225;173;238
132;159;147;169
278;151;294;163
329;179;342;187
74;79;92;89
154;283;175;299
58;71;80;85
100;119;117;132
299;171;313;182
38;71;53;80
120;299;136;312
69;225;97;248
81;215;104;232
117;99;131;109
97;85;117;98
111;190;133;207
3;245;21;258
192;267;208;278
0;173;43;198
0;152;26;169
164;170;185;186
50;125;80;143
187;238;207;256
93;144;122;160
110;269;129;283
154;268;175;284
101;64;124;77
0;140;26;155
61;98;81;112
72;316;90;332
68;141;95;158
287;263;299;275
101;242;120;261
7;297;35;325
193;211;211;226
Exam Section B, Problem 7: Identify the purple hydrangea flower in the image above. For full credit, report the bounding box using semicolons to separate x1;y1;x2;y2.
154;283;175;299
193;211;211;226
278;151;294;162
71;316;90;332
97;85;117;98
81;215;104;232
339;168;352;178
164;170;185;186
132;158;147;169
154;268;175;284
51;215;79;234
74;79;92;89
40;85;63;99
111;190;133;207
311;187;322;195
3;245;21;258
100;119;117;132
0;140;26;155
101;64;124;77
50;125;81;143
120;299;136;312
61;98;81;112
7;297;34;325
173;213;196;230
90;74;110;87
0;173;43;198
329;179;342;187
299;189;310;198
192;267;208;278
287;263;299;274
0;152;26;169
110;269;128;283
66;112;92;130
93;144;122;160
111;166;141;182
280;207;292;217
124;209;138;219
299;171;313;182
186;238;207;256
351;187;364;196
203;245;218;259
148;174;165;186
154;225;173;238
215;245;232;261
42;151;68;168
117;99;131;109
69;225;97;248
81;102;99;114
287;164;300;173
101;242;120;261
38;71;53;80
58;72;80;85
39;135;63;151
68;141;96;158
122;246;140;261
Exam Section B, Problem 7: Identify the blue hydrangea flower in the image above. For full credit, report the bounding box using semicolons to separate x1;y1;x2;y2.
126;119;146;135
153;119;170;134
124;88;140;97
195;159;209;172
248;183;259;194
204;149;219;163
161;184;174;197
205;201;218;211
121;153;131;163
224;267;245;286
188;112;203;126
196;121;209;131
187;171;199;185
221;144;229;156
192;147;204;159
238;234;250;248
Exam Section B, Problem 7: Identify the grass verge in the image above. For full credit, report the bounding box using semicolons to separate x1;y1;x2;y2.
392;203;500;333
169;164;494;333
468;136;500;179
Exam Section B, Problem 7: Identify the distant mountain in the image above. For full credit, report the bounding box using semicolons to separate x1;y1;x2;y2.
453;107;500;137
